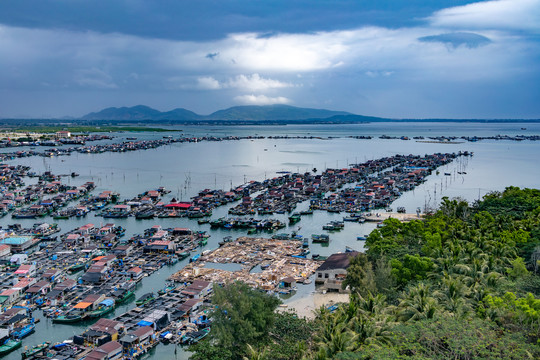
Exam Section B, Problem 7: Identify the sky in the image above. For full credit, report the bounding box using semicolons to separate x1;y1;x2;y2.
0;0;539;119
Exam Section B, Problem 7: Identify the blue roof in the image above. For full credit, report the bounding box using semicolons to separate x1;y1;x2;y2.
136;320;153;327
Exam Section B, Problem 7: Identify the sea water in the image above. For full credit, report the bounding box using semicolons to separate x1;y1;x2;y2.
2;122;540;359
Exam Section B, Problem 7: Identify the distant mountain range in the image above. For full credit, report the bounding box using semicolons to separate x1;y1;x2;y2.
80;104;365;122
2;105;536;123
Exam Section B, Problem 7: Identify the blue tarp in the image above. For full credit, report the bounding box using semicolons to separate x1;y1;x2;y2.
99;299;115;307
136;320;153;327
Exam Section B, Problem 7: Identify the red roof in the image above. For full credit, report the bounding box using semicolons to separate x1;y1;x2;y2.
164;202;191;209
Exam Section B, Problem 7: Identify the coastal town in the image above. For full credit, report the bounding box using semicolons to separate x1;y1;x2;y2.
0;138;475;360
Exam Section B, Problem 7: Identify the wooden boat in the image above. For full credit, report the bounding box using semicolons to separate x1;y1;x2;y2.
135;210;154;219
11;322;35;339
87;299;115;319
67;262;87;274
52;313;84;323
181;327;210;345
158;284;176;295
135;292;156;307
288;213;301;224
311;234;330;243
111;288;135;305
177;251;190;260
0;339;22;356
21;341;50;359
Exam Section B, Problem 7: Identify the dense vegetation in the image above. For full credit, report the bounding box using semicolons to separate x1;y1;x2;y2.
190;187;540;359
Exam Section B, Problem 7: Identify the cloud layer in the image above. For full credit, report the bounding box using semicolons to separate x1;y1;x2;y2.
0;0;539;118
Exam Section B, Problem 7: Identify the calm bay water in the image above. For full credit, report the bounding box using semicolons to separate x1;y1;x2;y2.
2;122;540;359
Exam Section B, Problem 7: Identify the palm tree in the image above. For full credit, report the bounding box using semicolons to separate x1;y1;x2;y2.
316;322;358;358
397;283;439;322
434;277;471;317
243;344;268;360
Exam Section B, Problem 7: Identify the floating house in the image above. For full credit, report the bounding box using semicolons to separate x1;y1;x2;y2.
84;340;123;360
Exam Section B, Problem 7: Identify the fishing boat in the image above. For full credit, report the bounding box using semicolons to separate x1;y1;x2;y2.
177;251;190;260
135;292;156;307
345;246;356;253
157;283;176;295
299;209;313;215
288;213;301;224
111;288;135;305
311;234;330;243
11;322;35;339
75;206;90;217
67;262;87;274
271;233;290;240
0;339;22;356
197;218;210;225
52;312;85;324
198;238;208;247
302;239;309;248
21;341;50;359
190;254;200;263
135;210;154;219
180;327;210;345
87;299;115;319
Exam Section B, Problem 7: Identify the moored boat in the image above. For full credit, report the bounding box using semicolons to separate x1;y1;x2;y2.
21;341;50;359
288;213;301;224
135;292;156;307
111;288;135;305
311;234;330;243
52;313;84;324
11;322;35;339
87;298;115;319
0;339;22;356
181;327;210;345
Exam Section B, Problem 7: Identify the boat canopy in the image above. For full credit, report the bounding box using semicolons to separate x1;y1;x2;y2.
99;299;115;307
74;302;92;309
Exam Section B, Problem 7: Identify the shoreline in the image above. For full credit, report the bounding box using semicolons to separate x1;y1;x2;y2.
280;291;350;319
